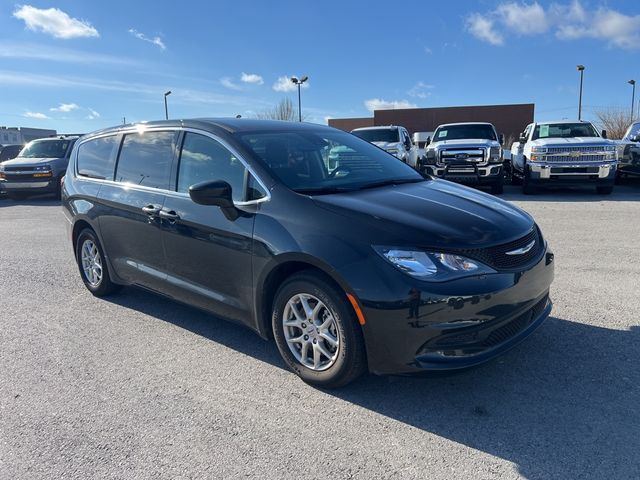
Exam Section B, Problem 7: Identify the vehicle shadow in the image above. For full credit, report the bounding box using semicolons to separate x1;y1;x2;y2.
331;317;640;479
103;288;640;478
499;180;640;203
0;194;60;207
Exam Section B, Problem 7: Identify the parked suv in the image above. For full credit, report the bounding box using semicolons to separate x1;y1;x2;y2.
63;119;553;388
0;136;78;199
422;122;505;194
351;125;419;167
510;120;617;194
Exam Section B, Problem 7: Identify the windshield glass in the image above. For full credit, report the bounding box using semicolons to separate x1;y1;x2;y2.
351;129;400;143
532;123;599;140
433;124;496;141
624;122;640;140
18;139;70;158
237;129;423;194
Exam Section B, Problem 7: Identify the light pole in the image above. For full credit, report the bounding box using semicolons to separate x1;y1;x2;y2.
628;80;636;122
576;65;585;121
164;90;172;120
290;76;308;122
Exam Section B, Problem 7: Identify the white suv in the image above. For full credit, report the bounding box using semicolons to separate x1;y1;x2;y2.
351;126;419;167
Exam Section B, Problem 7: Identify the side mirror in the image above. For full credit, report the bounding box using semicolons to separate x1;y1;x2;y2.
189;180;239;221
404;139;411;150
519;134;527;143
499;133;505;145
631;134;640;142
601;130;607;139
426;136;431;146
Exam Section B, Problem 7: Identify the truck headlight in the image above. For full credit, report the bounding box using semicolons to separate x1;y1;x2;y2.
604;145;617;160
424;149;437;165
531;146;547;154
373;246;495;281
489;146;502;163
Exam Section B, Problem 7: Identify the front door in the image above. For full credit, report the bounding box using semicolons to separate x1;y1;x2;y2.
160;131;259;325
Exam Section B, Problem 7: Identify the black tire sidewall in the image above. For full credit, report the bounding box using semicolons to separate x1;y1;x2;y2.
75;229;118;296
272;274;365;388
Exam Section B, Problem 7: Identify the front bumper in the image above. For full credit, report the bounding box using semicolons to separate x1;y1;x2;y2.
423;163;503;185
357;247;554;375
0;177;60;193
527;162;616;185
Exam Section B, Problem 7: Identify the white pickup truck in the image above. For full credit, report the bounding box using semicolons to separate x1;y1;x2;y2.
351;126;419;167
510;120;618;194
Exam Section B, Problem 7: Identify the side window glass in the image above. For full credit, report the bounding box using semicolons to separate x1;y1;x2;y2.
178;133;246;202
247;174;267;201
115;131;177;189
77;136;119;180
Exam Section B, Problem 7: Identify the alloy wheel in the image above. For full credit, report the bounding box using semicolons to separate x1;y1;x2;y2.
80;239;103;287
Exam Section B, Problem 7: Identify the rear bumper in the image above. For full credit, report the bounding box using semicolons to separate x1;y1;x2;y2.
358;247;555;375
527;162;616;185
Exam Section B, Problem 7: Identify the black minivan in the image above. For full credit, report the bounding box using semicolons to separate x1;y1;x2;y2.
63;119;554;387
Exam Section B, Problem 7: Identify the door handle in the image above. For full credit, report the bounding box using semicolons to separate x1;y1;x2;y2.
159;209;180;222
142;204;162;216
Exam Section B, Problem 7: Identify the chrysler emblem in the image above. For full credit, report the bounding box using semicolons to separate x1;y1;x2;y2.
505;240;536;256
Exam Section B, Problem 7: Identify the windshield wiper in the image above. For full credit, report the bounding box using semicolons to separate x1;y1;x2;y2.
357;178;424;190
293;186;354;195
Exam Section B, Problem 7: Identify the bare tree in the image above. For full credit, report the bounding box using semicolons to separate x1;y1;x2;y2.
594;107;634;139
255;98;299;121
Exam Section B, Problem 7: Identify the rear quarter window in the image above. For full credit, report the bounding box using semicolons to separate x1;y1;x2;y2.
77;136;120;180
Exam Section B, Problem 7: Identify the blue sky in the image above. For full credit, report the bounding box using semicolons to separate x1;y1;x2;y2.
1;0;638;133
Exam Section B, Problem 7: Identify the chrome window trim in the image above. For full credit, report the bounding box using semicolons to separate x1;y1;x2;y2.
73;125;271;206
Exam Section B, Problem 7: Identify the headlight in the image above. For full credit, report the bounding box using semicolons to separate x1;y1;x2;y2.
425;149;437;164
489;146;501;162
387;149;399;156
373;246;495;281
531;146;547;153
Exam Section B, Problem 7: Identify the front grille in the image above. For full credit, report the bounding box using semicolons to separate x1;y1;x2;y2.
482;294;548;347
333;152;383;172
543;154;607;162
456;227;544;271
440;148;485;164
546;146;606;154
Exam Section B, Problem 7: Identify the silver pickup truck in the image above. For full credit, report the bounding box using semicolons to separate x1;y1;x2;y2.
510;120;618;195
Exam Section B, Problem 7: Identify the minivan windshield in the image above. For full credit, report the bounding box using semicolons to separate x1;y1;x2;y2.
351;129;400;143
433;124;497;141
237;129;423;194
18;139;70;158
532;123;599;140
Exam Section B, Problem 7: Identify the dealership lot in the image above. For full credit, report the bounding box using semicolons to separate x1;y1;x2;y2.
1;184;639;479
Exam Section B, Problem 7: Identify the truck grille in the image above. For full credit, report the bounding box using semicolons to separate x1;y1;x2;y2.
543;154;607;162
333;152;383;172
545;146;605;154
455;226;544;271
439;148;485;164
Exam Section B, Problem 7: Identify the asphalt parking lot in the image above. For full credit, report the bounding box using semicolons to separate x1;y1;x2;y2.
1;183;639;480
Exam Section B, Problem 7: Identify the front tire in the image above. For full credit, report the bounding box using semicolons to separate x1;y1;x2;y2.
75;228;121;297
272;272;367;388
490;178;504;195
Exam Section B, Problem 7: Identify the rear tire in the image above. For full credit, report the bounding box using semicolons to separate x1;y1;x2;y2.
596;186;613;195
272;272;367;388
75;228;121;297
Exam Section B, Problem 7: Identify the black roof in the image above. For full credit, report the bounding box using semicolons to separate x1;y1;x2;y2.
83;118;333;140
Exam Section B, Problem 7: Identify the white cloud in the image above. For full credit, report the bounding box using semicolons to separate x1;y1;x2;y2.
364;98;417;112
23;111;49;119
466;13;504;46
241;72;264;85
128;28;166;50
467;1;640;50
220;77;241;90
13;5;98;39
0;42;138;66
424;47;433;55
87;108;100;119
408;81;435;99
50;102;79;112
273;75;309;92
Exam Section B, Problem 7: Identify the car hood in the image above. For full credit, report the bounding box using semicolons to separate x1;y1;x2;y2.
530;137;615;147
371;141;402;150
312;179;534;249
1;156;63;167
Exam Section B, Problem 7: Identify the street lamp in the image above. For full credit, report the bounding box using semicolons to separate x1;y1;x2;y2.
576;65;585;121
628;80;636;122
164;90;172;120
290;76;308;122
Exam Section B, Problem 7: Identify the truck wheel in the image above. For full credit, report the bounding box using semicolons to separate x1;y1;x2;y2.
596;186;613;195
510;169;522;185
491;180;504;195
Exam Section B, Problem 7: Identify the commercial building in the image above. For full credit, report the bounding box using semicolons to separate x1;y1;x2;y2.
328;103;534;142
0;126;57;145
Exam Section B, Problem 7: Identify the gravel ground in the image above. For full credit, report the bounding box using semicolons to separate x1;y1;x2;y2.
1;183;639;480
